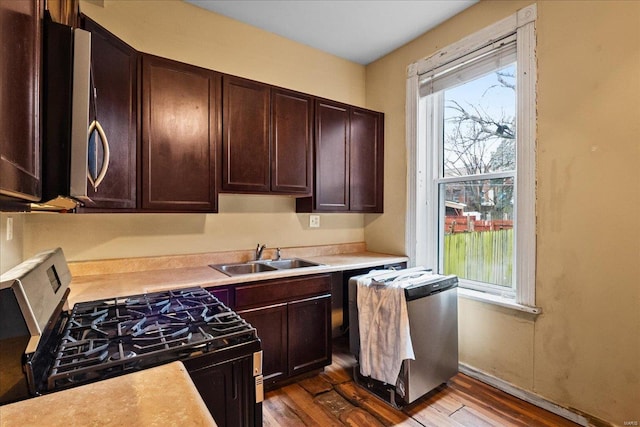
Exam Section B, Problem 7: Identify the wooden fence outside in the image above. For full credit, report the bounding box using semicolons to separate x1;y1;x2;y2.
444;228;513;287
445;216;513;234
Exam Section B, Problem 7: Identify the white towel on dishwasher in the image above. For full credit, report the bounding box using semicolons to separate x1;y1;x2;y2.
356;274;415;385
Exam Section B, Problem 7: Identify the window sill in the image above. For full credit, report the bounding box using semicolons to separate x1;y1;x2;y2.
458;288;542;315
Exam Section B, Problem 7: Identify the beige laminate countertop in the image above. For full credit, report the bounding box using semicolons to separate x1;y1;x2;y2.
68;251;408;306
0;362;216;427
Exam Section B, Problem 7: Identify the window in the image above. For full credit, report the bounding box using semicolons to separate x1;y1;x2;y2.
429;38;517;296
406;5;538;310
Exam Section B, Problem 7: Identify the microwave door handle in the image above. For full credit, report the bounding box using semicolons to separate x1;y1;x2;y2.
87;119;110;191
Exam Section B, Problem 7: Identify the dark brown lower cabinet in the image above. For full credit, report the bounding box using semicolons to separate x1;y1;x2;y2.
235;274;332;389
238;303;288;384
288;294;331;376
185;354;255;427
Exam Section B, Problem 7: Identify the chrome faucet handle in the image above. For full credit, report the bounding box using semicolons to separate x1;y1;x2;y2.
274;248;282;261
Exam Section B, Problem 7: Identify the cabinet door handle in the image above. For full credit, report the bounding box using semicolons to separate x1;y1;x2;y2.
87;119;110;191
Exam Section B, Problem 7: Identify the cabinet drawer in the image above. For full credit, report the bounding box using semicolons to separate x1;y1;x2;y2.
235;274;331;310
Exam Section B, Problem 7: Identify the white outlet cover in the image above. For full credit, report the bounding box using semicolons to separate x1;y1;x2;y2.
309;215;320;228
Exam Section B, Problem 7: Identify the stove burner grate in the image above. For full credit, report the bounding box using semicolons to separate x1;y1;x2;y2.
46;287;258;391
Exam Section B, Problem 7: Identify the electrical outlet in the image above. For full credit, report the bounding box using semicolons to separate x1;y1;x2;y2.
6;217;13;241
309;215;320;228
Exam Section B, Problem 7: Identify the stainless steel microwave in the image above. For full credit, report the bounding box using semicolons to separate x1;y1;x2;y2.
40;16;100;209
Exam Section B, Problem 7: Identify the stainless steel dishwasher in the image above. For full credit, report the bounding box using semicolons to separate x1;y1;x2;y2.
348;268;458;407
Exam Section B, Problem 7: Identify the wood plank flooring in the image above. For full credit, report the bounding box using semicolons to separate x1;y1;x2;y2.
263;338;579;427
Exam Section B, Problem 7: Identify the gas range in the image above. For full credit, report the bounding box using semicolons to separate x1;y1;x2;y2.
47;287;257;391
0;248;263;427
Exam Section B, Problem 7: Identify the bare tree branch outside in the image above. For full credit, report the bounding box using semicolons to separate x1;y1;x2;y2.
441;64;517;287
443;65;516;218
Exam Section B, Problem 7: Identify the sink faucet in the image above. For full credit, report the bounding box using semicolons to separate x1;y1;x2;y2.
274;248;282;261
255;243;267;260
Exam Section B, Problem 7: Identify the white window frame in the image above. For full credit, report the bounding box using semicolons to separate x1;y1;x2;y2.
406;4;539;312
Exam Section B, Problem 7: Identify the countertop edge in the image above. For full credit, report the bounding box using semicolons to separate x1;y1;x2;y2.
0;362;217;427
68;251;409;306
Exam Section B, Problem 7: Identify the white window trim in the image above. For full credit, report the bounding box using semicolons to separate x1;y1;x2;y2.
406;4;539;312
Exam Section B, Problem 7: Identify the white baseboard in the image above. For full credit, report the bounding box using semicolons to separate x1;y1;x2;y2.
458;363;590;426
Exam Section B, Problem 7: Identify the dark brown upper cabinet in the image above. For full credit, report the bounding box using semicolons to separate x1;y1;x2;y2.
3;8;382;214
311;101;350;211
222;76;270;193
349;108;384;212
80;16;138;209
222;76;312;195
141;55;220;212
0;0;43;205
270;88;313;194
297;100;384;213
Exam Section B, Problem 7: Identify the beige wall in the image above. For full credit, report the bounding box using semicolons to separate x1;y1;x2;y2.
365;0;640;424
19;0;369;262
24;195;363;261
0;213;24;274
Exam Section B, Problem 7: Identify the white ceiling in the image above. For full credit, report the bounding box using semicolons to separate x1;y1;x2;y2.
185;0;478;65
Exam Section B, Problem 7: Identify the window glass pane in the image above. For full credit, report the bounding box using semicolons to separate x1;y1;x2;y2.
442;64;516;178
441;178;514;287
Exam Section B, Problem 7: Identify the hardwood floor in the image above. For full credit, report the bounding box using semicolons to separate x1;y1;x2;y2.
263;338;579;427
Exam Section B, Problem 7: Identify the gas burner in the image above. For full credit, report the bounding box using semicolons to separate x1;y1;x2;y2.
109;350;137;361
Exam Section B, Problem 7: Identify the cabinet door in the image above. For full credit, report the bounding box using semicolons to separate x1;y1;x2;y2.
141;55;219;212
238;304;288;386
186;357;254;427
271;89;312;194
314;100;349;211
222;76;270;193
82;17;138;209
349;108;384;212
0;0;43;202
288;294;331;376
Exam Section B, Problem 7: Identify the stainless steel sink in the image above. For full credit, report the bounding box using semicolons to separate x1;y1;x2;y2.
209;258;322;276
261;258;321;270
210;262;278;276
